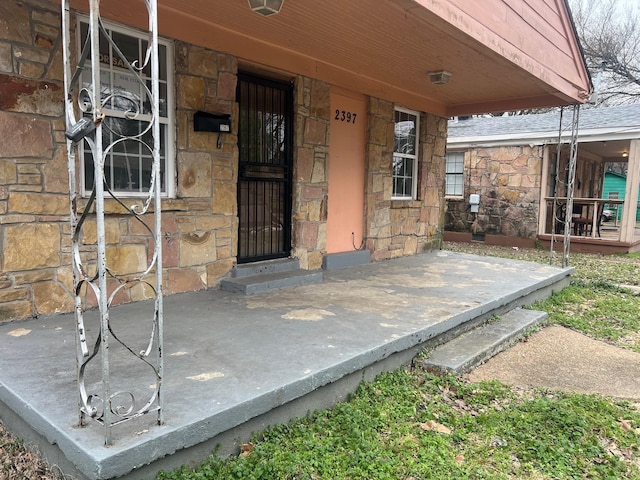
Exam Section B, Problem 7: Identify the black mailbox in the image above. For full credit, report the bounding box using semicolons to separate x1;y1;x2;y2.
194;111;231;133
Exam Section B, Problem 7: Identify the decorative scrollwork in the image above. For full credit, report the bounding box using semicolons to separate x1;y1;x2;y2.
62;0;164;446
84;394;102;418
110;391;136;417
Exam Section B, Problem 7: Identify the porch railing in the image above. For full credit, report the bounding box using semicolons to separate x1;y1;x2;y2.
543;197;626;241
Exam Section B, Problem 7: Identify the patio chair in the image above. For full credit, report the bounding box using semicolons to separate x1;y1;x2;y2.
571;204;588;236
572;202;604;237
582;203;604;238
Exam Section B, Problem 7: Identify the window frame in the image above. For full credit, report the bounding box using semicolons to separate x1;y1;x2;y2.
445;151;465;198
392;107;420;200
77;15;175;198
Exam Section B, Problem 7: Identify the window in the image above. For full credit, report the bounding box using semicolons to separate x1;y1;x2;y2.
393;108;419;199
78;18;174;197
445;152;464;196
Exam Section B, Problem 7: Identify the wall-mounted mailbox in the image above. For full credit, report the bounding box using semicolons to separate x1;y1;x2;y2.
194;111;231;133
469;193;480;213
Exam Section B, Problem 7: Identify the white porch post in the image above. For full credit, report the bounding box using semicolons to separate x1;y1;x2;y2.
620;139;640;243
538;145;550;235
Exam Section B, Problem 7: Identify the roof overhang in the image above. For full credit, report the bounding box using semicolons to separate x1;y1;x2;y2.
448;127;640;148
448;127;639;163
65;0;592;117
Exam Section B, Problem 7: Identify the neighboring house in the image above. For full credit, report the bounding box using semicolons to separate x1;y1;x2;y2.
0;0;590;322
445;104;640;253
603;171;640;221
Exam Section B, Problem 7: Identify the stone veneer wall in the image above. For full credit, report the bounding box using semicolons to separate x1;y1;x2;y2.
445;146;543;238
292;77;330;270
365;98;446;261
291;87;447;267
0;0;238;322
0;0;68;321
0;1;449;322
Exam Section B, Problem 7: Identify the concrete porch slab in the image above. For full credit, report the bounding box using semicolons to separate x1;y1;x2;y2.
0;251;572;480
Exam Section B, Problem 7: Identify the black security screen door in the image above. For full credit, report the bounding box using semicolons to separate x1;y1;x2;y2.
237;74;293;263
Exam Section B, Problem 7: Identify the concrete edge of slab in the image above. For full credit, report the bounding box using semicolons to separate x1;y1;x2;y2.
0;263;572;480
122;271;569;477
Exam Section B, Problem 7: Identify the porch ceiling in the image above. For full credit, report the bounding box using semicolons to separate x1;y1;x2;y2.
69;0;591;117
578;139;631;163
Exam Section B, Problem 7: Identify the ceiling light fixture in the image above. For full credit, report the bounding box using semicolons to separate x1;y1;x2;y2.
428;70;452;85
622;151;629;157
248;0;284;16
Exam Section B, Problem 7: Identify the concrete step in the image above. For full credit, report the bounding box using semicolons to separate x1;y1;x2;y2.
421;308;548;374
323;250;371;271
220;269;323;295
232;258;300;278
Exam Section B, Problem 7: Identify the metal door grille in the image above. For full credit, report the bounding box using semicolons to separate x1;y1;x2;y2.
237;74;292;263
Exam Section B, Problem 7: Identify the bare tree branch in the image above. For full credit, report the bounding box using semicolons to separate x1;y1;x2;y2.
569;0;640;105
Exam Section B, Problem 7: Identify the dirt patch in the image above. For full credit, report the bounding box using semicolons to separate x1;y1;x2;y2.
466;325;640;400
0;421;60;479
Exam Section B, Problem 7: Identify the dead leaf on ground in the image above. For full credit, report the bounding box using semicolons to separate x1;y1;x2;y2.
420;420;451;434
455;453;465;465
619;418;632;431
240;442;254;457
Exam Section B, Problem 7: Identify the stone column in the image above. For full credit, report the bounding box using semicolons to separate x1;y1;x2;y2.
292;77;330;270
364;98;394;261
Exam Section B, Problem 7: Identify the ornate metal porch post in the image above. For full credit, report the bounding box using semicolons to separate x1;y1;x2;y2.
550;104;580;268
62;0;164;445
562;105;581;267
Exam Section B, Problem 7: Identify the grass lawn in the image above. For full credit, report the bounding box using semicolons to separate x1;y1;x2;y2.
3;243;640;479
158;243;640;480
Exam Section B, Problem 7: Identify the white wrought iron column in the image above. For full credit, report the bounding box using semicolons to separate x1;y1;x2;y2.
62;0;164;446
549;107;565;263
549;104;580;268
562;105;580;268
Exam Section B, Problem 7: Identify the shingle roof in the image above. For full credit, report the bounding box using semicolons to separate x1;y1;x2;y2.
448;104;640;139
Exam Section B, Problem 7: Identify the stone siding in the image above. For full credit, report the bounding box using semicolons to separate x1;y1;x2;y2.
0;0;449;322
292;77;330;270
445;146;543;238
172;41;238;290
0;0;67;321
0;1;238;322
365;99;445;261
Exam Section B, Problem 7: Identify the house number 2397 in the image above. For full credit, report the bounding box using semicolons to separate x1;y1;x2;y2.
335;109;357;124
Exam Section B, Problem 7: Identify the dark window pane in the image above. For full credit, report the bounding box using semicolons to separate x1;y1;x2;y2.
159;45;167;80
111;30;139;69
84;144;95;190
404;158;413;177
111;155;137;190
140;157;153;189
